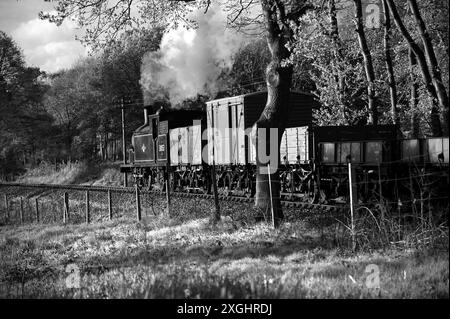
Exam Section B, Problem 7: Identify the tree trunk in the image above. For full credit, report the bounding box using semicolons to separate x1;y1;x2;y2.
386;0;442;136
255;62;292;227
255;0;295;227
329;0;345;97
353;0;377;125
99;135;104;160
382;0;398;125
409;48;420;138
408;0;449;136
329;0;338;38
104;133;108;160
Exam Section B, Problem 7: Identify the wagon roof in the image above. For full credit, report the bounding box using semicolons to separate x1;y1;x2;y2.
206;90;316;105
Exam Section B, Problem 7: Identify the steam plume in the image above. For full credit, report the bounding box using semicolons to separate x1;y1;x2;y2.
140;5;242;106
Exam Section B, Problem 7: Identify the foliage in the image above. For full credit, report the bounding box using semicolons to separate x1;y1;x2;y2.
40;28;165;162
0;31;55;180
288;0;449;134
289;10;369;125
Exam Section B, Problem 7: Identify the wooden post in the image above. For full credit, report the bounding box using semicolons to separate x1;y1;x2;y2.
268;164;275;229
428;192;433;226
377;163;383;203
166;165;171;216
377;163;385;224
108;189;113;220
35;197;39;223
121;100;128;188
135;184;141;221
85;190;90;224
409;164;416;222
211;163;220;223
395;172;401;226
123;172;128;188
165;180;171;216
20;197;24;224
63;192;69;224
348;162;356;252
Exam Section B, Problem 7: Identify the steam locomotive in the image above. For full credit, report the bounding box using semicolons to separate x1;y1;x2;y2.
120;91;449;204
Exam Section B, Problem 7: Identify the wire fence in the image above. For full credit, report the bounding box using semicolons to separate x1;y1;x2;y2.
0;185;171;226
0;182;346;231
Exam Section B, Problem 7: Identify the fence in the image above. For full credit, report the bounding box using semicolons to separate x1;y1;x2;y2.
0;184;172;226
345;160;449;250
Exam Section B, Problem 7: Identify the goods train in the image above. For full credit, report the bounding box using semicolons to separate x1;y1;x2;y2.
120;91;449;204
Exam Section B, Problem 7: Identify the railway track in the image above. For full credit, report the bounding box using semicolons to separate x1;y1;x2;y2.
0;182;348;213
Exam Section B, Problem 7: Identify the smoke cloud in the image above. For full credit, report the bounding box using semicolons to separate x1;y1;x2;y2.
140;5;243;106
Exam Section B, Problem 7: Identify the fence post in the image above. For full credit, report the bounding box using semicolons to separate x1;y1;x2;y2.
63;192;69;224
135;184;141;221
85;190;90;224
35;197;39;223
108;189;113;220
377;163;385;225
211;163;220;223
348;162;356;252
165;179;171;216
408;164;417;222
268;164;275;229
20;197;24;224
377;163;383;204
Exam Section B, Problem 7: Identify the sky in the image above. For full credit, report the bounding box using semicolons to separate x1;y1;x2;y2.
0;0;87;73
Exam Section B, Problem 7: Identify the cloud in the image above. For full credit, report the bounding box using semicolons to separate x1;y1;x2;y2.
12;18;87;73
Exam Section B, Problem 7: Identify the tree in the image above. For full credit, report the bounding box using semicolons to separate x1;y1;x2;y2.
289;1;369;126
288;0;448;136
99;29;164;160
385;0;447;136
353;0;377;124
225;38;271;95
43;58;106;161
382;0;398;125
100;28;164;100
407;0;448;136
1;31;54;178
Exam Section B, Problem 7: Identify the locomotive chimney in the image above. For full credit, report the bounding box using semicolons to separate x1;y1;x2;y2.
143;107;149;125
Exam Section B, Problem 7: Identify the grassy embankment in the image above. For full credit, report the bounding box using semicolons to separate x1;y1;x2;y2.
0;214;448;298
0;161;448;298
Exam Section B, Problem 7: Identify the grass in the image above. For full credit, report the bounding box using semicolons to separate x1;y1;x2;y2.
15;160;124;186
3;161;449;298
0;214;448;298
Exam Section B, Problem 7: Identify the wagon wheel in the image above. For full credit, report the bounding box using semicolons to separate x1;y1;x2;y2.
297;169;314;203
306;177;317;203
232;171;241;191
242;175;252;198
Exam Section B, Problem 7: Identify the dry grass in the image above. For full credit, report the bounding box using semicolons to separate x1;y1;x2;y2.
0;215;448;299
16;161;123;186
